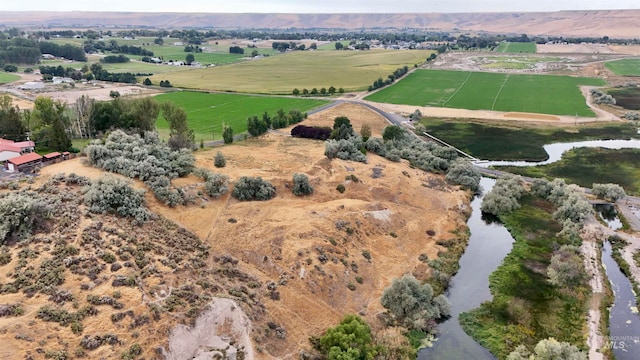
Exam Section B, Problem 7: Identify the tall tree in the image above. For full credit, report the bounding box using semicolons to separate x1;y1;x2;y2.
31;97;71;151
0;95;27;141
161;101;194;150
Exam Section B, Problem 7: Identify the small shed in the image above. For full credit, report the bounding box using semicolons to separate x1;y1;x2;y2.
43;152;62;163
6;153;42;173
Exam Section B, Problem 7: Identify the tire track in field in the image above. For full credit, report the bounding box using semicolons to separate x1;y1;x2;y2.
491;74;510;111
442;71;472;106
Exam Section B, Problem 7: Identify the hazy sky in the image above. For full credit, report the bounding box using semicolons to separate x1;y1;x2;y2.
3;0;640;13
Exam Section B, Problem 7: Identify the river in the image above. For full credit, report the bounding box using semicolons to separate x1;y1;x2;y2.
421;138;640;360
419;178;512;360
475;139;640;168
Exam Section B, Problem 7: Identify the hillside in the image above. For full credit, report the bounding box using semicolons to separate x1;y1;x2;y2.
1;103;470;359
0;10;638;38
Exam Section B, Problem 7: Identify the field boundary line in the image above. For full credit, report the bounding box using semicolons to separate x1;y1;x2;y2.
442;71;472;106
491;74;510;111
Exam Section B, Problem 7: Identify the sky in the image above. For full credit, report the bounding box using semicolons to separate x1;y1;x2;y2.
3;0;640;13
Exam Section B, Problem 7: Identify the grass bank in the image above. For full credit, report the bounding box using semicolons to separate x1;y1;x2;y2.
498;148;640;195
459;196;589;358
420;119;637;161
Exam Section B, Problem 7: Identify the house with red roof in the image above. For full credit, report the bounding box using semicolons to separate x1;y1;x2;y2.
0;138;36;162
6;152;42;173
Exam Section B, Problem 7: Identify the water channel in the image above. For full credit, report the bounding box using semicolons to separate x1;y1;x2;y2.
419;178;510;360
420;139;640;359
475;139;640;168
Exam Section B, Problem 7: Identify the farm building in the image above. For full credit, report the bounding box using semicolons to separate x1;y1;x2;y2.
43;152;62;163
0;138;35;161
5;152;42;173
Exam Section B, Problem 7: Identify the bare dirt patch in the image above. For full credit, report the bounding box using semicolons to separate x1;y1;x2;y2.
608;45;640;56
536;44;616;54
503;112;559;121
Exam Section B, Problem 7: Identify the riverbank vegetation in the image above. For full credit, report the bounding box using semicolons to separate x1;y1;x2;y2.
460;194;590;358
498;148;640;195
419;119;637;161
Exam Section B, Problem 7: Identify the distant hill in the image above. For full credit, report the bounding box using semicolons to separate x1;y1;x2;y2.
0;10;638;38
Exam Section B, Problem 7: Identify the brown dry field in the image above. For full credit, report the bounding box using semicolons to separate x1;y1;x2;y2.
608;45;640;55
536;44;617;54
30;103;470;358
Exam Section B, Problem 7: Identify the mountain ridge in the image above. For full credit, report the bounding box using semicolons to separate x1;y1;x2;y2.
0;10;638;38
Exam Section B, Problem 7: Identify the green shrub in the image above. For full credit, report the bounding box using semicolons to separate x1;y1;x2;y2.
83;176;149;224
336;184;345;193
292;173;313;196
214;151;226;168
0;193;51;245
204;173;230;198
232;176;276;201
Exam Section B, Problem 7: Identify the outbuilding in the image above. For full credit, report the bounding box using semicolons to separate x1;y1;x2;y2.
6;152;42;173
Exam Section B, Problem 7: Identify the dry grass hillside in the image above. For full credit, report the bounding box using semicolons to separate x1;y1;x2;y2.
1;104;470;359
1;10;639;38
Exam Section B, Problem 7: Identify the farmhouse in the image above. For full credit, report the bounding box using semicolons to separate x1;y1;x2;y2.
5;152;42;173
0;138;35;161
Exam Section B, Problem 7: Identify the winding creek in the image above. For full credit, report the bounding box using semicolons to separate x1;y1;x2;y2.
419;178;508;360
419;139;640;359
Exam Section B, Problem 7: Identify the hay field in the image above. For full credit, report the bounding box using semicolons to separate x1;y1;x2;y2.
154;91;328;140
149;50;432;94
365;69;604;116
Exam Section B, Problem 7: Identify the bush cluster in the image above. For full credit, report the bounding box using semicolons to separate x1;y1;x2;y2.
197;170;230;198
591;183;626;202
380;274;450;332
445;159;482;193
84;130;194;207
324;136;367;163
531;178;592;241
590;89;616;105
83;176;149;224
232;176;276;201
481;175;526;215
0;192;51;245
290;125;332;140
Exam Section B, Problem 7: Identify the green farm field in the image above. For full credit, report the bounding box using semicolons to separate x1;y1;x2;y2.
0;72;20;84
495;42;537;53
149;50;432;94
366;70;604;116
604;58;640;76
153;92;328;140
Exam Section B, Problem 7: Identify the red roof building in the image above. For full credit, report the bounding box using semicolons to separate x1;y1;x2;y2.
6;152;42;172
44;152;62;159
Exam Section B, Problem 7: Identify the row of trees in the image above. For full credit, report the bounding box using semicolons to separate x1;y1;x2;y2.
246;109;307;137
368;66;409;92
99;54;130;64
292;86;345;97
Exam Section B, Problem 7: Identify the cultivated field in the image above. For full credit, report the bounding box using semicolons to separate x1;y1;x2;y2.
0;72;20;83
154;92;328;140
607;87;640;110
365;69;604;116
495;42;537;53
149;50;432;93
604;59;640;76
